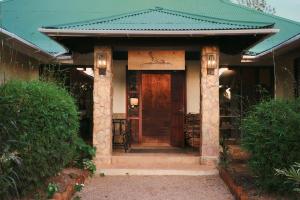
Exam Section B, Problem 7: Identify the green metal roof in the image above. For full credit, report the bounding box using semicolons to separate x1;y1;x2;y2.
1;0;300;56
43;7;274;31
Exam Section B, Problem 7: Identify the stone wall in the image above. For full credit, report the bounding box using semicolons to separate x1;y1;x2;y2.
200;46;220;165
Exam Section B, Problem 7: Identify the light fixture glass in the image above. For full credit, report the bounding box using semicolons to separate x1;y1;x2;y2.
207;54;217;69
96;52;107;75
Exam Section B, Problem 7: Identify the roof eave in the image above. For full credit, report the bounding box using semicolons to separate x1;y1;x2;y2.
39;28;279;37
0;28;56;63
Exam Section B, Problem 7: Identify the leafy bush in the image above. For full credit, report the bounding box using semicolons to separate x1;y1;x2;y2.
74;138;96;161
46;183;59;199
0;80;80;197
0;144;22;199
241;99;300;192
82;159;96;175
74;183;84;192
276;163;300;193
73;138;96;175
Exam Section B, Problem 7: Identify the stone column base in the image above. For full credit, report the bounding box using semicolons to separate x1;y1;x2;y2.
200;156;219;166
94;156;112;167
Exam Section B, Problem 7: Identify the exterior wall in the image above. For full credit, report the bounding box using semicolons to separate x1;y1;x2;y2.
186;61;201;113
112;60;127;114
0;44;39;84
274;48;300;99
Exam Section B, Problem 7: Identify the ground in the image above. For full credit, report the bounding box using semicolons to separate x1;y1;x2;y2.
77;175;233;200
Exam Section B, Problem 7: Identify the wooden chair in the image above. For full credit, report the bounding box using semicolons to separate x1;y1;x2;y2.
112;119;131;152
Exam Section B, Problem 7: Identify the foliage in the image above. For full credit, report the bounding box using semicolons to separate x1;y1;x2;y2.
0;145;22;199
236;0;275;14
72;138;96;175
82;159;97;175
74;138;96;160
73;196;82;200
0;80;80;197
276;163;300;193
241;99;300;192
74;183;84;192
46;183;59;199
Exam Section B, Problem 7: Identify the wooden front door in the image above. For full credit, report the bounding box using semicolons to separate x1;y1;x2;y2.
142;73;171;144
141;71;185;147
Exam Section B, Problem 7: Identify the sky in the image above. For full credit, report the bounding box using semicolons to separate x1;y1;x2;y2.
233;0;300;22
268;0;300;22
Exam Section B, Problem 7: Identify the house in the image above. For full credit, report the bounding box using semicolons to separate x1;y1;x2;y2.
1;0;300;169
0;28;54;84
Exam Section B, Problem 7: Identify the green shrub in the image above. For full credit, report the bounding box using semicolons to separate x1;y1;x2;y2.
0;80;80;197
46;183;59;199
241;99;300;192
73;138;96;175
74;138;96;160
276;163;300;193
0;144;22;199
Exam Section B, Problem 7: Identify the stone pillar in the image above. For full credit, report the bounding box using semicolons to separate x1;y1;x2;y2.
93;46;113;166
200;46;220;165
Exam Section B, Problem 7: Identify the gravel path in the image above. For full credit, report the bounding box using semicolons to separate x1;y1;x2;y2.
78;176;233;200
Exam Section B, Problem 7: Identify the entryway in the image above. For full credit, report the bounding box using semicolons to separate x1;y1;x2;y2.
127;71;185;147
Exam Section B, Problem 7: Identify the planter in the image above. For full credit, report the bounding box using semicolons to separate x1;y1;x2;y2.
219;167;248;200
51;169;89;200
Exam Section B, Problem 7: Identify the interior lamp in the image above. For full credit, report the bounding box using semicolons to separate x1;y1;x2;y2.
130;98;139;108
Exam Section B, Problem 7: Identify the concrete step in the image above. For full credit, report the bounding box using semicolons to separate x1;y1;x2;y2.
111;153;201;165
97;163;218;176
95;152;218;176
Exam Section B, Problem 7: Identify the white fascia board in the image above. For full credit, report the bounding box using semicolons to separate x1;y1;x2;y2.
39;28;279;37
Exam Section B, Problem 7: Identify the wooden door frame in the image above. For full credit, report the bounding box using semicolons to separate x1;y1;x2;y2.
126;70;186;145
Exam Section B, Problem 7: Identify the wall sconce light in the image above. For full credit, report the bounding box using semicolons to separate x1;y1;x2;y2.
207;53;217;75
207;53;217;69
96;52;107;75
130;98;139;108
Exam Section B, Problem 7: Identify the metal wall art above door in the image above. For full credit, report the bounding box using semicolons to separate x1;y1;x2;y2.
128;50;185;70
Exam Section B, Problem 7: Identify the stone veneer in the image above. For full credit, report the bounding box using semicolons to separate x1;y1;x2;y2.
93;47;113;166
200;46;220;165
